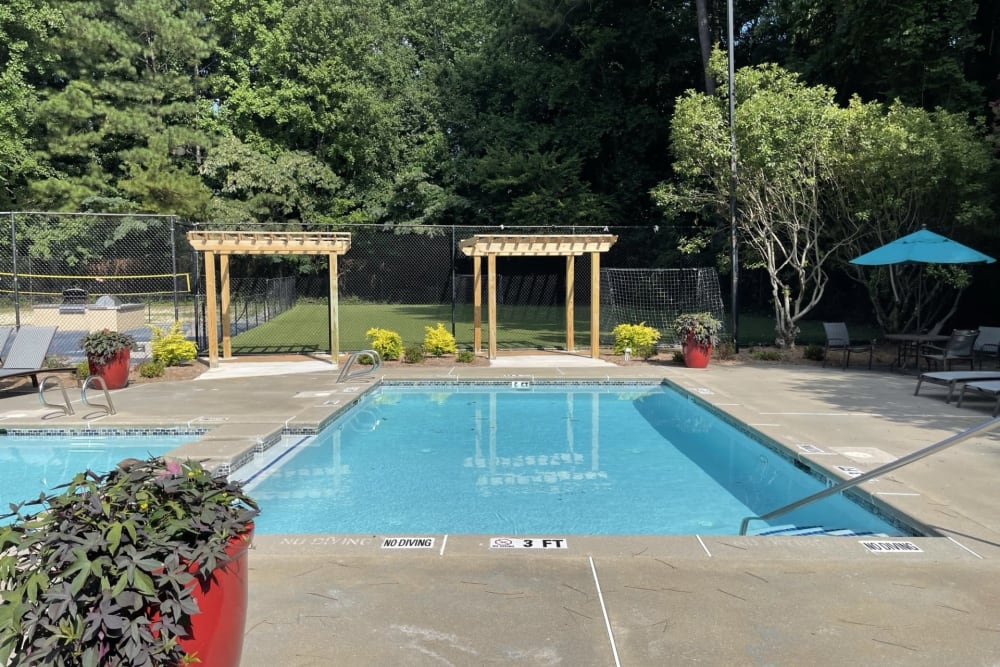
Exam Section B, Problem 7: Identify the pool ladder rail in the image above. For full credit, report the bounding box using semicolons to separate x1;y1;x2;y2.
38;374;117;417
739;415;1000;535
337;349;382;383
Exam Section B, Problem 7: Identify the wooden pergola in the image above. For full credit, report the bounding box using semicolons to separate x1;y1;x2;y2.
186;231;352;367
458;234;617;359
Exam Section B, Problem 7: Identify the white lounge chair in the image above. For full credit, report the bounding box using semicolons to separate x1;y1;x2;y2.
0;326;61;387
913;370;1000;403
956;380;1000;417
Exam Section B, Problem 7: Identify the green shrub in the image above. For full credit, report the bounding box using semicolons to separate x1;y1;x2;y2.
803;343;825;361
423;322;457;356
74;360;90;379
365;327;403;360
150;322;198;367
611;322;661;359
456;349;476;363
138;360;166;378
672;351;685;364
751;348;784;361
403;344;425;363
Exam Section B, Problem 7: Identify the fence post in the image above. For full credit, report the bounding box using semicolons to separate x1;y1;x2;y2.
9;212;20;328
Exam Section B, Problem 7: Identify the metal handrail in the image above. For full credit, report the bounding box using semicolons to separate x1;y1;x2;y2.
80;375;117;415
336;349;382;383
38;375;75;416
739;416;1000;535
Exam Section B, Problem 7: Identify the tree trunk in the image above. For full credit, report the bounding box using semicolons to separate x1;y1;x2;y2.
696;0;715;95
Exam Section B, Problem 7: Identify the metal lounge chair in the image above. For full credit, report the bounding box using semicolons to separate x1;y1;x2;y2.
956;380;1000;417
973;326;1000;369
822;322;873;370
913;370;1000;403
920;329;978;371
0;326;61;387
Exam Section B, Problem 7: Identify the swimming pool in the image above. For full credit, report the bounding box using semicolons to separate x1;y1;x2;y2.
0;433;198;516
242;382;912;536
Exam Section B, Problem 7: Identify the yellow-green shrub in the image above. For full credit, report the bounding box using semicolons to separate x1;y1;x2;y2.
150;322;198;367
423;323;457;356
365;327;403;360
612;323;661;359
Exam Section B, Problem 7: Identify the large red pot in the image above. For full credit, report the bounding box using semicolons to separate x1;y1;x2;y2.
179;526;254;667
683;334;713;368
87;347;131;389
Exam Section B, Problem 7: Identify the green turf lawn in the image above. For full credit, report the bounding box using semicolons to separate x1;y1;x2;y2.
228;301;883;354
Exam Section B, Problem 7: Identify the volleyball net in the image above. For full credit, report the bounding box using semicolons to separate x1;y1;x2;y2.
0;271;192;299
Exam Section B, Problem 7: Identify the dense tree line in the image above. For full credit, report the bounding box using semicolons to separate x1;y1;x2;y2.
0;0;997;335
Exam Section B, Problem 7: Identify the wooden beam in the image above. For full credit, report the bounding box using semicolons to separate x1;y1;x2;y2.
565;255;575;352
187;231;351;255
204;251;218;367
329;252;339;360
487;254;497;360
473;256;482;353
590;251;600;359
220;253;232;358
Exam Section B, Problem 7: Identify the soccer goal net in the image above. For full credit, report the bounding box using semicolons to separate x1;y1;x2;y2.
600;268;727;345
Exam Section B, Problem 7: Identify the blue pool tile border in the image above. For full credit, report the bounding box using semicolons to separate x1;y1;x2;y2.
0;427;209;438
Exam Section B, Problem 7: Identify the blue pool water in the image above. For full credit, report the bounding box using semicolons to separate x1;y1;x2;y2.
0;434;195;516
243;383;910;536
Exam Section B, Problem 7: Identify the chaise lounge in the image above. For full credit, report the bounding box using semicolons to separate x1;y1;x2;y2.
0;326;62;387
914;370;1000;403
956;380;1000;417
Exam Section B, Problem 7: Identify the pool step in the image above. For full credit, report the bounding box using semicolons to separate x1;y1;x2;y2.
750;524;885;537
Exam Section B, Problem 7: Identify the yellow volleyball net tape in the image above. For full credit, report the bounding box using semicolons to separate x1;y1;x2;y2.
0;272;192;297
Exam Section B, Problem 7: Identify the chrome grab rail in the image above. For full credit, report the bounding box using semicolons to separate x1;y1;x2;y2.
739;416;1000;535
80;375;117;415
38;375;75;416
336;349;382;383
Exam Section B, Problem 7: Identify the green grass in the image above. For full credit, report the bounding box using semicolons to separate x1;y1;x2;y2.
229;302;883;353
230;302;595;353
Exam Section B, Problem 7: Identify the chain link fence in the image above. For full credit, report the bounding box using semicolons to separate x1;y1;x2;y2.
0;212;195;364
0;216;725;362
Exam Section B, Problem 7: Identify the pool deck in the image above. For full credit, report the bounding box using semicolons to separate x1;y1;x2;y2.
3;355;1000;665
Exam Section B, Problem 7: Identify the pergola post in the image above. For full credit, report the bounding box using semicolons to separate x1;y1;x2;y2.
487;254;497;360
203;250;219;368
472;255;482;353
565;255;575;352
219;253;232;358
328;252;339;360
590;251;601;359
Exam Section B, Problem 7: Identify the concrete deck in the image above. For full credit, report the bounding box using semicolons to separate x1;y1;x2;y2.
3;355;1000;665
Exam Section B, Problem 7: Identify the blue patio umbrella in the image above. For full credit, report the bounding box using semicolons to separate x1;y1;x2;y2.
851;228;996;266
850;228;996;332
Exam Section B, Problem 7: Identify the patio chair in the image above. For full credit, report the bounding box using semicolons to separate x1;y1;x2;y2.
0;326;61;387
920;329;978;372
973;326;1000;369
822;322;873;370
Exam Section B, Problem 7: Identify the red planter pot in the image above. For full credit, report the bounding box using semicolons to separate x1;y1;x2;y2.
87;348;131;389
180;526;254;667
683;335;713;368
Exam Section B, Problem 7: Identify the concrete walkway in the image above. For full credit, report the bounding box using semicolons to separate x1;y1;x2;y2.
2;356;1000;665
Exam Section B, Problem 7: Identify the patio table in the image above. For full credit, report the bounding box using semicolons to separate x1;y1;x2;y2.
884;333;949;372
